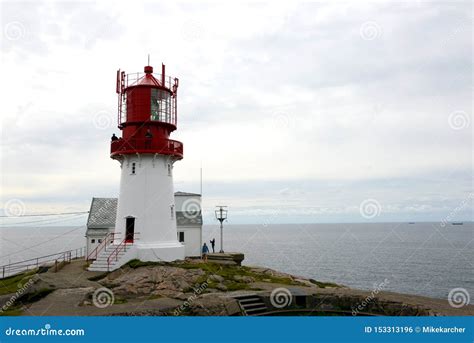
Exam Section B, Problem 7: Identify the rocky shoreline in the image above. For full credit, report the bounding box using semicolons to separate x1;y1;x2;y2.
0;258;472;316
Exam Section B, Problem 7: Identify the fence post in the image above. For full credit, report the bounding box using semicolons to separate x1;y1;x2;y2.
36;258;39;268
54;260;58;272
2;266;4;278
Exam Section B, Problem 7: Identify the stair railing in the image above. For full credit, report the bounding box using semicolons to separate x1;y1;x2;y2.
106;233;139;271
86;232;118;261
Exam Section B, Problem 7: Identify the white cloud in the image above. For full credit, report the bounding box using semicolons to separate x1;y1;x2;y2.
0;1;471;222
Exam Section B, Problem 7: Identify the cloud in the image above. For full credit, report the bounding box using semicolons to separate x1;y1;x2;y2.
0;1;472;223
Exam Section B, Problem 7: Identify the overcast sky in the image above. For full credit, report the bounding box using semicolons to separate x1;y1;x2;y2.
0;1;472;225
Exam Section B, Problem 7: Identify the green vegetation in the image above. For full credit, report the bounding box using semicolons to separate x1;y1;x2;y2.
83;261;92;270
126;259;165;269
177;262;304;291
113;297;128;305
0;308;23;316
18;288;54;303
145;294;162;300
54;260;69;273
124;259;339;292
88;272;109;281
309;279;341;288
0;288;54;317
0;270;38;296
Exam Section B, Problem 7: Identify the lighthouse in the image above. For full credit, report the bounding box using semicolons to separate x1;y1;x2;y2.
86;62;204;272
109;63;185;263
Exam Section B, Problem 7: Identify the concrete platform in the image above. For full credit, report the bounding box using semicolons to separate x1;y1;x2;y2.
207;253;244;266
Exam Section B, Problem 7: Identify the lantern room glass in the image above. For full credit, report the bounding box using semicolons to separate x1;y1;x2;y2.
150;89;172;123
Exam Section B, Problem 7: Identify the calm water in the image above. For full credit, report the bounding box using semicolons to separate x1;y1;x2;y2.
0;222;472;302
204;222;473;302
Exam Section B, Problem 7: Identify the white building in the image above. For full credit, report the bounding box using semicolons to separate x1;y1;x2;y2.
85;191;202;266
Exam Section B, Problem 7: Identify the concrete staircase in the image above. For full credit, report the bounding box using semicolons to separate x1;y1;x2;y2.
88;244;135;272
233;294;268;315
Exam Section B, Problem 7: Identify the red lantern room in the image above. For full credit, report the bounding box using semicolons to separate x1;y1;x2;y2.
111;64;183;160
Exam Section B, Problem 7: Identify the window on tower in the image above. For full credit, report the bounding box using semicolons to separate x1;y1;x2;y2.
150;88;171;123
132;162;136;174
178;232;185;242
167;164;172;176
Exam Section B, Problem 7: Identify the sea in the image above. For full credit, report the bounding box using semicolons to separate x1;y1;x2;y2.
0;222;472;302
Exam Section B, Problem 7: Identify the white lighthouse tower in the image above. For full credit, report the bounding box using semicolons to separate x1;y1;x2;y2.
88;63;185;271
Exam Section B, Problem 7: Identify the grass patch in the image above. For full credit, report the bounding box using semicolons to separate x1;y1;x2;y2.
126;259;165;269
53;260;69;273
88;273;109;281
145;294;162;300
309;279;341;288
83;261;92;270
113;297;128;305
0;270;38;296
225;282;251;291
0;308;23;316
0;288;54;316
176;262;302;290
18;288;54;303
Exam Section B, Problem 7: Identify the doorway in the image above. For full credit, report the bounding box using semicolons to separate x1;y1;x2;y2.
125;217;135;243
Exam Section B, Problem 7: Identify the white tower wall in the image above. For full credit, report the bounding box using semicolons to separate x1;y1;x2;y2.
114;154;185;261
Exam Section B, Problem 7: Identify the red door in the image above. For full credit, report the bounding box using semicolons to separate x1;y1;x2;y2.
125;217;135;243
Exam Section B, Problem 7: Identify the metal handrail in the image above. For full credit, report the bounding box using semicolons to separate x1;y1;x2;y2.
107;239;127;271
106;233;140;271
124;72;175;90
86;232;117;261
0;247;86;279
110;138;183;158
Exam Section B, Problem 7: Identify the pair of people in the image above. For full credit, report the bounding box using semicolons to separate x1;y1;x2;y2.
202;238;216;262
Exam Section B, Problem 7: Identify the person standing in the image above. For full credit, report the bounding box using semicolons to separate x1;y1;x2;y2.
210;238;216;253
202;243;209;262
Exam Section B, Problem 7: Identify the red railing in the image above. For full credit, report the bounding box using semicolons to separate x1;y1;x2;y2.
106;233;139;271
110;138;183;158
123;72;176;90
86;232;117;261
116;70;179;129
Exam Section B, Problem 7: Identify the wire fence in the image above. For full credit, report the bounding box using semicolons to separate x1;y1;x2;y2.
0;247;86;279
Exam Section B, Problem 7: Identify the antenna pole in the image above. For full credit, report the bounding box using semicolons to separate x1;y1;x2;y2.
200;163;203;196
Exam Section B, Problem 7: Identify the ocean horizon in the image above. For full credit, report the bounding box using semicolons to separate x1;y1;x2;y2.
0;221;472;303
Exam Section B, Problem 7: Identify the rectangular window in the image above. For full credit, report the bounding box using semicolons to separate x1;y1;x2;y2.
91;239;95;243
178;232;185;242
150;88;171;123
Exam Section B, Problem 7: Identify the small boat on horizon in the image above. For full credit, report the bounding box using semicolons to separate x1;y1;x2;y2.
452;222;464;225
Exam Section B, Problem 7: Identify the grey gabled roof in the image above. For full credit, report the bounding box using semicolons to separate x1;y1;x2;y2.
87;195;202;229
87;198;117;229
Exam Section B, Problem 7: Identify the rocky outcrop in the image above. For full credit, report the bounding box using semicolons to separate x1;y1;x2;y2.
3;259;473;316
101;265;206;297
